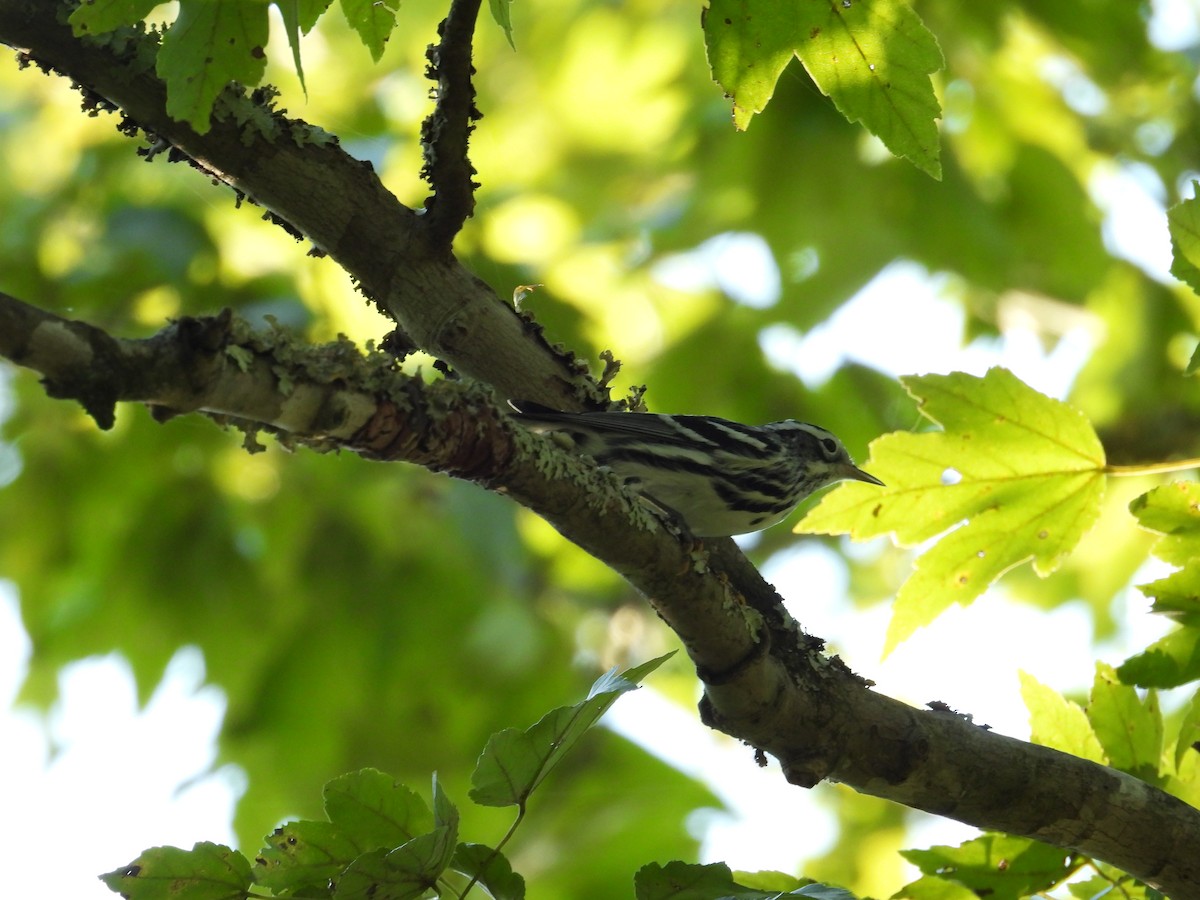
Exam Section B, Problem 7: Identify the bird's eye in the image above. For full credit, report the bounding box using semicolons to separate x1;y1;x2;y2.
820;437;839;458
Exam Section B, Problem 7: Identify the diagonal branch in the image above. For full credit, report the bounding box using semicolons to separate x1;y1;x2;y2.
3;289;1199;897
2;3;1198;895
0;0;598;412
421;0;484;246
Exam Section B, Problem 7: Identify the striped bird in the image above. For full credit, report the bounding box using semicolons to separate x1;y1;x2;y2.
509;401;883;537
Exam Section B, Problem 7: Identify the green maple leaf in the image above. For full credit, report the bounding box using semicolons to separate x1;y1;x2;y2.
703;0;943;177
158;0;271;133
798;368;1106;654
340;0;400;61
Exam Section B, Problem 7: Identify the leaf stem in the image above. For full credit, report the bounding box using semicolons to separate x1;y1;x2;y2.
1104;458;1200;476
457;803;526;899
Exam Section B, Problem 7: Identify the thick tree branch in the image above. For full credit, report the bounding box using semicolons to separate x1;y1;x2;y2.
0;0;599;411
2;292;1198;897
421;0;484;245
2;3;1197;896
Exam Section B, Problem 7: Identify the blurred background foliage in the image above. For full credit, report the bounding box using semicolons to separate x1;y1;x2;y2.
2;0;1200;896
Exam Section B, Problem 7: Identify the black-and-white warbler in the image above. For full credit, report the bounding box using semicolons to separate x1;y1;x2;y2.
510;401;884;537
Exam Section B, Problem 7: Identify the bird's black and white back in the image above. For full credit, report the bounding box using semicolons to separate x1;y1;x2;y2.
509;401;882;536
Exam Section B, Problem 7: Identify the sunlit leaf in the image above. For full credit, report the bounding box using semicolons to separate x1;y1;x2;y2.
469;653;673;807
100;842;253;900
794;0;943;178
703;0;798;128
1019;672;1106;763
158;0;270;132
703;0;943;176
1088;663;1163;780
800;368;1105;653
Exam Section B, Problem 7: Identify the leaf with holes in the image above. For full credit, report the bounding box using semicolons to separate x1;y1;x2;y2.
157;0;271;133
100;842;252;900
798;368;1105;654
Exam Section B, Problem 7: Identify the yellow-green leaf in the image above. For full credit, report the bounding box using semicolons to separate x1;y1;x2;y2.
1088;662;1163;780
795;0;943;178
799;368;1105;653
703;0;801;129
1019;672;1106;764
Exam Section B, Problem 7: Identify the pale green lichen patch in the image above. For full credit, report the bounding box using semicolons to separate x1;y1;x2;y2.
511;423;660;534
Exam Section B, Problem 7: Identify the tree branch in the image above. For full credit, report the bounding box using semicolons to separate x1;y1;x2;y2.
3;2;1198;895
0;0;599;411
2;291;1198;897
421;0;484;246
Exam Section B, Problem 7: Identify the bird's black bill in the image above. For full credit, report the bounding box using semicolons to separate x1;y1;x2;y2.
843;465;884;487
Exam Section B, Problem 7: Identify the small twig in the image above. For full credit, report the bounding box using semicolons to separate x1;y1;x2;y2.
421;0;484;248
